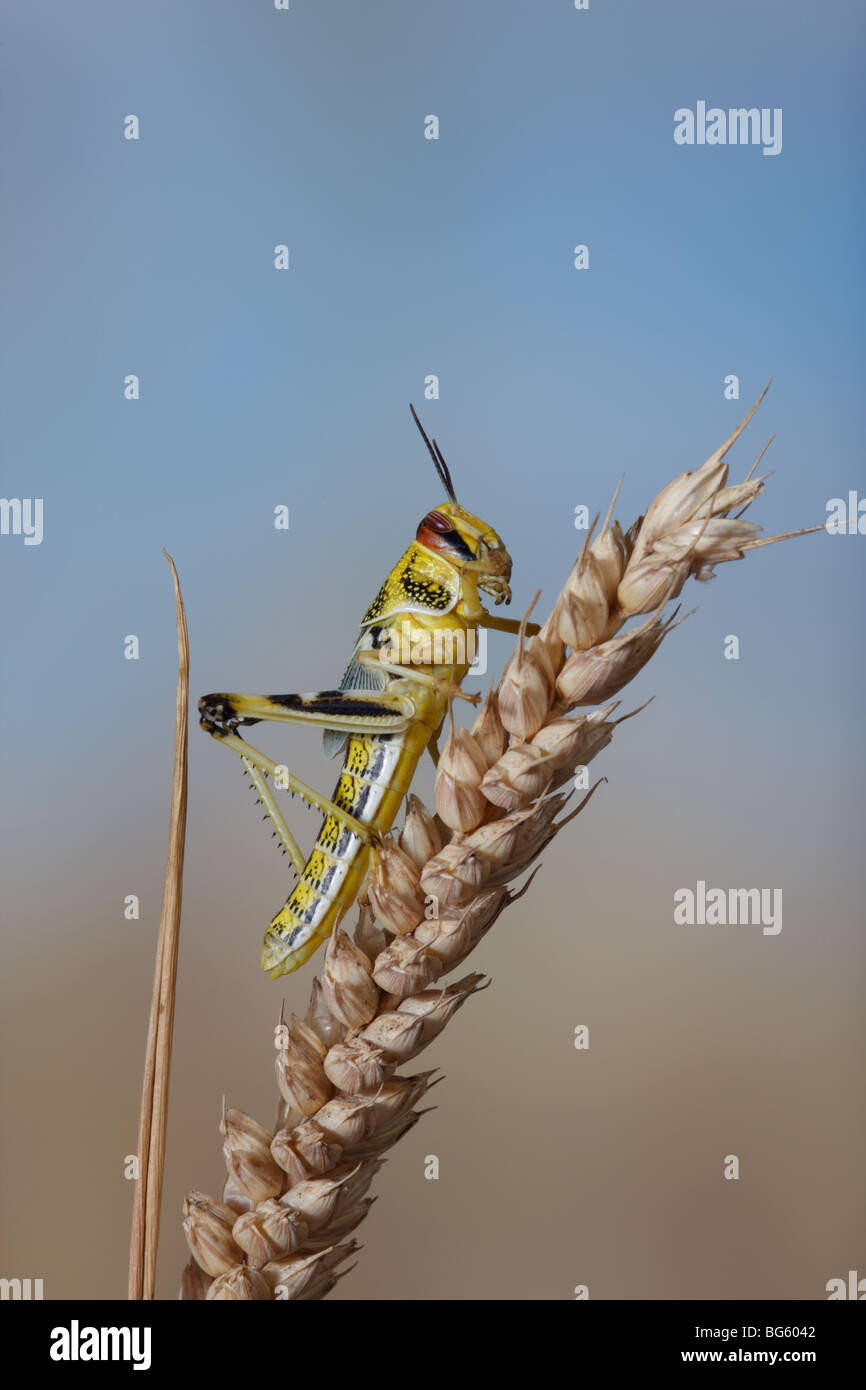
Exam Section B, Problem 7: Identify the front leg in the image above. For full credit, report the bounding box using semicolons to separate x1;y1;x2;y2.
478;609;541;638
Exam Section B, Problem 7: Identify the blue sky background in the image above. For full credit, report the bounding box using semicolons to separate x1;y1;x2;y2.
2;0;864;1299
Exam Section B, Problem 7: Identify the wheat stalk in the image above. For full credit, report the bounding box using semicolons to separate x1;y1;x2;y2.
179;386;818;1299
129;550;189;1300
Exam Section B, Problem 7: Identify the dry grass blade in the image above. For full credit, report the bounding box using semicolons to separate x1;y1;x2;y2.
179;388;820;1300
129;550;189;1300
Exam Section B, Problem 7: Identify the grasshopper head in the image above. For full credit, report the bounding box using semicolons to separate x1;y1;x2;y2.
409;403;512;606
416;502;512;606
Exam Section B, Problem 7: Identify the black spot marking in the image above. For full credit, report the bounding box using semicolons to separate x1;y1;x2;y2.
364;580;391;622
398;563;452;609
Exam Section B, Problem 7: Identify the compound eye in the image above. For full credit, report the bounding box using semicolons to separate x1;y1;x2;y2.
421;510;454;533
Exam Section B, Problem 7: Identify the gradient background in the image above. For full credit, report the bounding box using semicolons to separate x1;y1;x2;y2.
2;0;864;1301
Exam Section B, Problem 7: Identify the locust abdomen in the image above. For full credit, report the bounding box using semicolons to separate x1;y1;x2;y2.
261;718;432;979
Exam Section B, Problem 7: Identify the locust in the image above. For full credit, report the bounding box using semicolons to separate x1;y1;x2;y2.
199;407;539;979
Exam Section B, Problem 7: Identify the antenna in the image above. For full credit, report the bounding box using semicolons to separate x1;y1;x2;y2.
409;403;458;503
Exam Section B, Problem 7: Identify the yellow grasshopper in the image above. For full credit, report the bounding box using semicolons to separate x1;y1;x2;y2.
199;407;539;979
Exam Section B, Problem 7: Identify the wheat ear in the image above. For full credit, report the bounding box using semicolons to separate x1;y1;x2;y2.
180;387;820;1300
